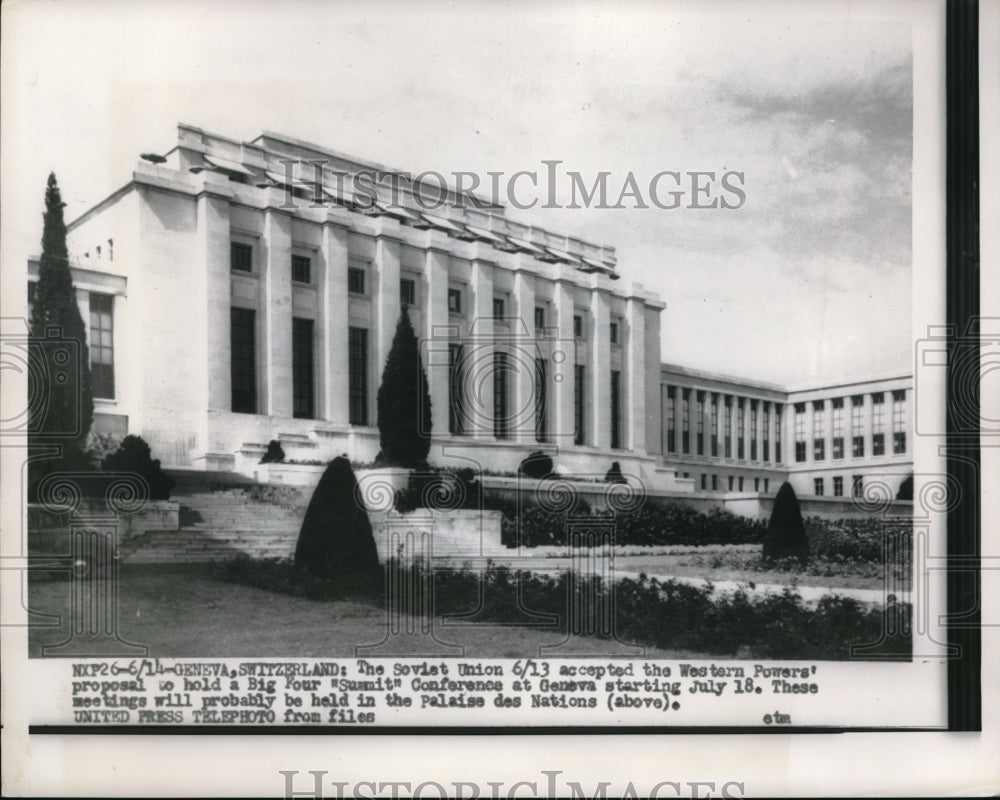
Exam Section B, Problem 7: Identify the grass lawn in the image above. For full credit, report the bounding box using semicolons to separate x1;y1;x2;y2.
26;570;704;659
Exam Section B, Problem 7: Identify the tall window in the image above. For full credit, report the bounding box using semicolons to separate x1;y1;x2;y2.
737;399;745;459
832;398;845;459
492;297;505;318
400;278;416;307
609;322;619;345
872;393;885;455
231;242;253;272
710;395;719;457
535;358;548;442
893;389;907;453
750;401;758;461
348;327;368;425
610;370;622;449
852;474;864;498
493;351;510;439
89;293;115;399
833;476;844;497
775;404;783;463
574;364;586;445
794;402;807;462
814;477;825;496
666;386;676;453
762;403;770;462
449;343;465;434
812;400;825;461
724;396;733;458
851;395;865;457
573;314;584;338
696;391;705;455
291;254;311;283
681;389;691;455
292;318;314;419
534;306;545;331
230;307;256;413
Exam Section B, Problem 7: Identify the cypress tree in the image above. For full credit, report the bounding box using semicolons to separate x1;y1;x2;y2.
28;174;94;488
376;306;431;468
762;481;809;565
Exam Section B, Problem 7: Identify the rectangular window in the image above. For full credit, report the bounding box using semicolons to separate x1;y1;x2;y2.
711;396;719;457
873;432;885;456
666;386;676;453
833;437;844;459
750;401;758;460
712;474;718;491
794;403;808;462
573;314;583;338
534;306;545;330
754;477;760;492
230;307;256;413
737;399;745;459
348;267;365;295
764;478;770;493
852;474;864;498
494;351;510;439
348;327;368;425
724;396;733;458
738;476;744;491
814;438;825;460
833;476;844;497
872;392;885;433
851;395;864;456
814;478;825;496
812;400;825;461
292;318;314;419
609;322;619;345
492;297;505;318
682;389;691;455
89;293;115;399
700;474;707;491
696;391;705;455
448;288;462;313
893;390;907;453
449;343;465;434
762;403;770;462
400;278;416;307
832;398;845;459
775;405;783;463
852;435;865;458
291;254;311;284
231;242;253;272
535;358;548;443
610;370;622;449
574;364;586;446
728;476;734;491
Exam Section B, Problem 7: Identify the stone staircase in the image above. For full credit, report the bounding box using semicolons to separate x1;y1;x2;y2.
118;471;308;565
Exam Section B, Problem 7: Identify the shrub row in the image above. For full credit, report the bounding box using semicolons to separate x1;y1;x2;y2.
215;557;911;661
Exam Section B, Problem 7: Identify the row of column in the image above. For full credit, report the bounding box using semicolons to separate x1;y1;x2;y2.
664;387;783;465
204;197;647;453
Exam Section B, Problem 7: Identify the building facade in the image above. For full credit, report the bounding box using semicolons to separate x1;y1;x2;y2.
29;124;913;501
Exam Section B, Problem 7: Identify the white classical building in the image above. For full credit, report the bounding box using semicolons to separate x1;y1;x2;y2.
29;123;913;502
45;124;666;481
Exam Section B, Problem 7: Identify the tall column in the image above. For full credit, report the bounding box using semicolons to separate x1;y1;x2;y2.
643;305;662;456
702;392;713;458
470;259;494;440
553;280;576;446
624;296;646;453
424;247;450;437
374;236;401;388
675;387;685;455
262;210;293;417
512;271;536;443
199;195;231;414
728;397;737;460
321;222;349;425
589;289;611;450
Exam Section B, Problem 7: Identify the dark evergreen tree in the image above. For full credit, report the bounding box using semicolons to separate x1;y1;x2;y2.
102;435;175;500
260;439;285;464
896;474;914;501
28;174;94;495
518;451;554;479
762;481;809;565
294;457;381;589
376;306;431;468
605;461;627;484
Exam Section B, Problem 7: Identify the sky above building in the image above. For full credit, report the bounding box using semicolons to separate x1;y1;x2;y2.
3;0;914;385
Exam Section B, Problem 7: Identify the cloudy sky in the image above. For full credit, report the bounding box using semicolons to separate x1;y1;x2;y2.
2;0;914;385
